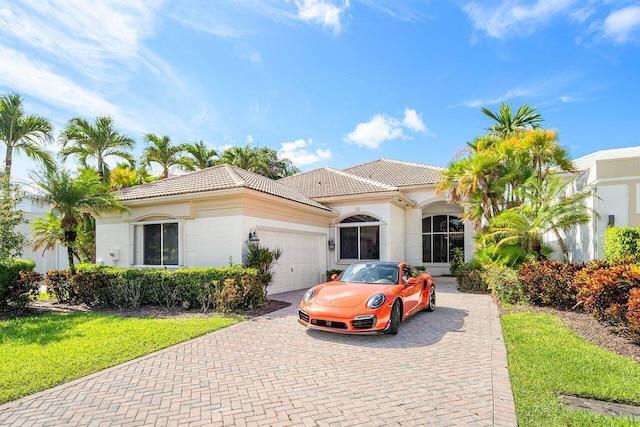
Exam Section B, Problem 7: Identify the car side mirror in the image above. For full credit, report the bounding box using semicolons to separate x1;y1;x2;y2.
406;277;418;286
331;274;338;281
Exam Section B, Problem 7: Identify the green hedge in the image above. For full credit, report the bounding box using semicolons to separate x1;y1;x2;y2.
604;226;640;261
45;265;262;313
0;259;42;310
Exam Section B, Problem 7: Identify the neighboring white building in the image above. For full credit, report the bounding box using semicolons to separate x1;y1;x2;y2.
16;197;68;274
95;160;470;294
563;146;640;262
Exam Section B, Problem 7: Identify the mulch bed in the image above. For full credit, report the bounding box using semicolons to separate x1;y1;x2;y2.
0;298;291;321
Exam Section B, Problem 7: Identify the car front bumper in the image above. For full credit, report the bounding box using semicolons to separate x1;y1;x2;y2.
298;307;391;334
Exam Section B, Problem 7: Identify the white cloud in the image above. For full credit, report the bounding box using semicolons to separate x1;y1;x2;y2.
295;0;350;33
461;88;534;108
246;135;254;144
0;1;163;83
344;115;403;149
463;0;576;39
344;108;428;149
402;108;427;133
279;139;332;166
603;6;640;44
0;46;142;130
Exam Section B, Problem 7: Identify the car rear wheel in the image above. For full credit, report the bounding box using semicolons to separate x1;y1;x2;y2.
385;301;401;335
425;287;436;312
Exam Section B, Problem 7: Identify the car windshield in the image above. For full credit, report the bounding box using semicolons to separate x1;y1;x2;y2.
339;263;399;284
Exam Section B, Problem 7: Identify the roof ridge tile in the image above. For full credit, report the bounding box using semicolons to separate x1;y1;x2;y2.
330;168;398;191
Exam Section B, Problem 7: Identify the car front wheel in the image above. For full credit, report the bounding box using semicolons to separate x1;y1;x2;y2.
425;287;436;312
385;300;401;335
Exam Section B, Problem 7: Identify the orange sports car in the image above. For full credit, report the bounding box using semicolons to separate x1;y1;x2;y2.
298;261;436;335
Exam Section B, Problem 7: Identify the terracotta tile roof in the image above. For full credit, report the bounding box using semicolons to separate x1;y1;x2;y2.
118;164;332;211
278;167;398;198
343;159;444;187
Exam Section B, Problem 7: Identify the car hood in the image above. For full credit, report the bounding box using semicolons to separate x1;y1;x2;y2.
314;282;395;308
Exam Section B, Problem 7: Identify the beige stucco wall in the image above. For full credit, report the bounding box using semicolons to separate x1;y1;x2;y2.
96;189;336;273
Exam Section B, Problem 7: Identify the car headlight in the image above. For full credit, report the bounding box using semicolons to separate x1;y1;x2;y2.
303;288;316;303
367;293;386;309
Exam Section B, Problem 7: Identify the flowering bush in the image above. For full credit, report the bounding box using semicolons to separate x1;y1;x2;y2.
626;288;640;337
518;261;579;309
573;263;640;326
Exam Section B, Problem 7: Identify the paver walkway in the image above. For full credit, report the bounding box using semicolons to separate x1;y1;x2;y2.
0;277;517;426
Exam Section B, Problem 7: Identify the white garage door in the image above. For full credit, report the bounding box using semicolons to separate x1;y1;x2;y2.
259;229;326;295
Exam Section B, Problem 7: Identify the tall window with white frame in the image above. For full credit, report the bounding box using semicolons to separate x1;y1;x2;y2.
338;215;380;261
422;215;464;263
133;221;180;266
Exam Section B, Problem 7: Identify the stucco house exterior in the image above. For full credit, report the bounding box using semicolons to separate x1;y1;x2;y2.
562;146;640;262
95;159;473;294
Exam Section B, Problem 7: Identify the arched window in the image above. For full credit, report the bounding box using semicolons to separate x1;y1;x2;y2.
338;215;380;261
422;215;464;263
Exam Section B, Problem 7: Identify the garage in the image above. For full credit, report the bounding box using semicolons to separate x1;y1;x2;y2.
258;228;327;295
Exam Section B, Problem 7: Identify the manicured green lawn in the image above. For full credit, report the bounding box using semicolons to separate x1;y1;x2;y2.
502;312;640;426
0;312;240;404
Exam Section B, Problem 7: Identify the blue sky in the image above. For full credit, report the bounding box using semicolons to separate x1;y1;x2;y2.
1;0;639;182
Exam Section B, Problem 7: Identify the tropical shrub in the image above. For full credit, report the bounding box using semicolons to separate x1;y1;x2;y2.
518;261;579;309
0;259;41;309
44;270;73;303
244;243;282;298
573;263;640;326
627;288;640;337
603;227;640;261
482;265;525;304
449;247;465;276
455;263;487;293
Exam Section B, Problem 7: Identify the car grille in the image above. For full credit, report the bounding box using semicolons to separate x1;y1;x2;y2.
352;315;376;329
310;319;348;329
298;309;310;323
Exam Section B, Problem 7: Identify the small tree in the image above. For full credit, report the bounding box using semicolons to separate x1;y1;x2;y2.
244;243;282;299
30;168;128;274
0;173;27;260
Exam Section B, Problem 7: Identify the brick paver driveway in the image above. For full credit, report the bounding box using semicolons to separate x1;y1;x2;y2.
0;277;516;426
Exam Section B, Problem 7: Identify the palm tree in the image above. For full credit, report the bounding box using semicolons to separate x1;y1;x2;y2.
182;140;218;171
257;147;301;179
484;176;593;262
141;133;189;179
109;162;156;190
436;135;503;227
59;116;135;183
0;92;54;179
31;212;67;256
504;128;575;181
481;103;543;137
219;145;269;175
30;168;128;274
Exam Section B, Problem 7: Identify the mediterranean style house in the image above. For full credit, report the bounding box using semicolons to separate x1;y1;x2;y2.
95;159;472;294
88;145;640;294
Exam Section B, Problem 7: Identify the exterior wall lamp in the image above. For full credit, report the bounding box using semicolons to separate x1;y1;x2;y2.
248;228;260;243
328;237;336;251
